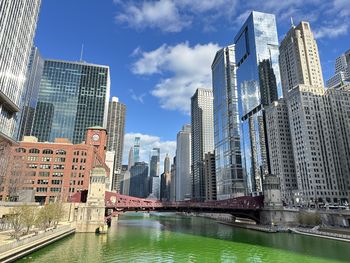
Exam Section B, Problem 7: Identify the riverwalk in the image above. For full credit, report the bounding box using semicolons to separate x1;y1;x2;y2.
291;227;350;242
0;225;75;262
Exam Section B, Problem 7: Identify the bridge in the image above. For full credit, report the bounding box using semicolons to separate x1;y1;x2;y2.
104;192;264;222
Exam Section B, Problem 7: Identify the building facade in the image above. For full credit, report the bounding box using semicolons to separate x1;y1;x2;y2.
31;60;110;144
17;47;44;141
265;99;297;204
326;49;350;88
1;127;108;203
279;21;324;96
212;45;244;200
203;152;217;201
106;96;126;192
175;125;192;201
191;88;214;201
0;0;41;142
129;162;149;198
286;85;349;205
234;11;281;194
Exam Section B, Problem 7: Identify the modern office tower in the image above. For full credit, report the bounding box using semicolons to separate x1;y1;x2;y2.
326;49;350;88
170;156;176;201
149;148;160;177
212;45;244;200
128;147;134;169
203;152;217;201
286;84;349;205
160;154;171;201
133;137;141;163
234;11;281;194
31;60;110;144
265;99;297;204
164;153;171;173
120;165;130;195
279;21;324;96
191;88;214;201
129;162;149;198
17;47;44;141
106;96;126;192
175;125;192;201
0;0;41;142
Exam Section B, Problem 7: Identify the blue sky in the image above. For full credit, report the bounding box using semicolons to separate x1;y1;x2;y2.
34;0;350;165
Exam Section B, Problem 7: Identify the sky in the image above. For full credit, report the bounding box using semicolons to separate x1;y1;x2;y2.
34;0;350;168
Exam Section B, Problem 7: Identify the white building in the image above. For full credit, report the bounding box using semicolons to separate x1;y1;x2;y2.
0;0;41;142
279;21;324;97
265;99;298;204
191;88;214;201
175;125;192;201
326;49;350;88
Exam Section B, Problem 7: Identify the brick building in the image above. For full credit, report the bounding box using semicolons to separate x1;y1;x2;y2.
1;127;109;203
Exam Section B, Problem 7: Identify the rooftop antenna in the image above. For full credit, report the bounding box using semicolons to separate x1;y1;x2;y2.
290;17;295;27
80;44;84;62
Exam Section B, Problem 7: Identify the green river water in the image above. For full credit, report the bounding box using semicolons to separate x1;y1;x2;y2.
18;213;350;262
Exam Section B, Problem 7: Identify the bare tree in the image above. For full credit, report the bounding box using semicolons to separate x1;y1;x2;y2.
0;139;12;198
6;207;24;240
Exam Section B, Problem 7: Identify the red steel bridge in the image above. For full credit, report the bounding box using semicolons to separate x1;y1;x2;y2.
105;192;264;222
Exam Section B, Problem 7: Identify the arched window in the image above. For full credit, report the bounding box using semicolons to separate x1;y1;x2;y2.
43;149;53;155
29;148;40;154
56;149;66;155
15;148;26;153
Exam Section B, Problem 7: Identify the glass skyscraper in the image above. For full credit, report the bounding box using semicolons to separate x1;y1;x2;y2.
212;45;244;200
234;11;281;194
17;47;44;141
0;0;41;142
31;60;110;144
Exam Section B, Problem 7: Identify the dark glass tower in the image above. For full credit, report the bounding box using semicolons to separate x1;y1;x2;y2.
31;60;110;143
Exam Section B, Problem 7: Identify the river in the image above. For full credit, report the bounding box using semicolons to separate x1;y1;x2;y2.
19;213;350;262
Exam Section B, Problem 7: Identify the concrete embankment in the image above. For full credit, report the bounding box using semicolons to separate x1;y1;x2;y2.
217;221;280;233
291;228;350;243
0;225;75;262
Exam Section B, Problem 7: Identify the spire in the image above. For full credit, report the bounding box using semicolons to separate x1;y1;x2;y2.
290;17;295;28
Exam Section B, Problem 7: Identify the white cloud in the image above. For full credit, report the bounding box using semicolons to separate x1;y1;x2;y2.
132;42;221;114
114;0;350;39
115;0;191;32
123;133;176;173
314;24;348;39
129;89;146;103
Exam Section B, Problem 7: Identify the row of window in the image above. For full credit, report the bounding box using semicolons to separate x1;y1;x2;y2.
16;148;68;155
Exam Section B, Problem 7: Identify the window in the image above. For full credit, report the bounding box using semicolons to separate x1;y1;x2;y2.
53;164;64;170
27;164;37;169
50;187;61;193
15;148;26;153
55;157;66;162
43;149;53;155
73;151;80;156
42;157;52;162
52;172;63;177
37;179;49;184
51;180;62;185
56;149;66;155
37;187;47;192
28;156;38;161
29;148;40;154
39;164;51;169
39;172;50;177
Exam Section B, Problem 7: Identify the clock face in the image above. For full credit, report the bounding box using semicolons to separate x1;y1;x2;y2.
92;134;100;141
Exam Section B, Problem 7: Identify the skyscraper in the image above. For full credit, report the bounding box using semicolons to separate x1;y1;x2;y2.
128;146;134;169
160;154;171;201
17;47;44;141
176;125;192;201
133;137;140;163
203;152;217;201
149;148;160;177
279;21;324;96
106;96;126;192
31;60;110;144
234;11;281;194
164;154;170;173
0;0;41;142
129;162;149;198
191;88;214;201
265;99;297;204
326;49;350;88
212;45;244;200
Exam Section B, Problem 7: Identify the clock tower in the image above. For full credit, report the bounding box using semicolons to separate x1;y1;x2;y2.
85;126;108;162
